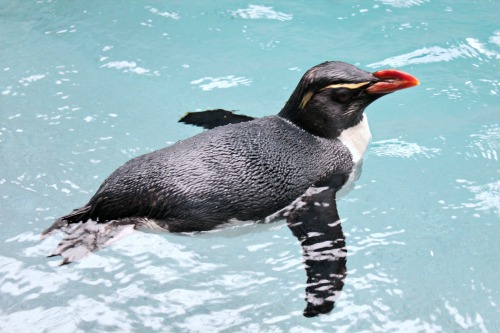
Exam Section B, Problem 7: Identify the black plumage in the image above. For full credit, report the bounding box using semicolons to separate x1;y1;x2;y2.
63;117;353;232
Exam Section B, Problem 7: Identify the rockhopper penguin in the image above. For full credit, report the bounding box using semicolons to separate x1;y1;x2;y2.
42;61;419;317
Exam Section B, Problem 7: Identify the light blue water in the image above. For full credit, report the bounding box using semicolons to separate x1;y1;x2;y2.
1;0;498;332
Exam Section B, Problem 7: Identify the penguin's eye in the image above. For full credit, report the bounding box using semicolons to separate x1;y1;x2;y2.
331;88;354;103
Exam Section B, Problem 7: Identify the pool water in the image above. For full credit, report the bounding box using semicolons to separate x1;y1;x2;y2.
1;1;498;332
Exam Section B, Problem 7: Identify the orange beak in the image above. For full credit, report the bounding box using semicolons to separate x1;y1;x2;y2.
366;69;420;94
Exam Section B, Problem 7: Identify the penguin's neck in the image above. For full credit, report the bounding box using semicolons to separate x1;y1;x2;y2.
278;88;371;143
338;115;371;164
278;89;305;125
278;103;345;139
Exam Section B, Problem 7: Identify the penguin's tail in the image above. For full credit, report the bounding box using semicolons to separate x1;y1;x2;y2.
42;207;139;265
41;205;92;238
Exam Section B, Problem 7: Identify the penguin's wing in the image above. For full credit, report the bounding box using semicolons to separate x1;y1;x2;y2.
286;185;347;317
178;109;255;129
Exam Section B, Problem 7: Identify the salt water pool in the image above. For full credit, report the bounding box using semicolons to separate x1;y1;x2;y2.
1;1;498;332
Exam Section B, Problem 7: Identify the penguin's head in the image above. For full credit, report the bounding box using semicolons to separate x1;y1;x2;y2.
279;61;419;138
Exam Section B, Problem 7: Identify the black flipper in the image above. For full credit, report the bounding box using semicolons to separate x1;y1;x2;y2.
286;185;347;317
179;109;255;129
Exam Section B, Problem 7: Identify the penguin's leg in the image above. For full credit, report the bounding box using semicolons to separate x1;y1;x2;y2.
178;109;254;129
286;185;347;317
47;218;149;265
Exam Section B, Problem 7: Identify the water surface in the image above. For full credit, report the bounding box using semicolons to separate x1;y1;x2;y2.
1;1;499;332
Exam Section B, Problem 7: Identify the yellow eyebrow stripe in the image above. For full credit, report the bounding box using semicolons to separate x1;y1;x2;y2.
299;91;314;109
300;81;371;109
320;81;370;91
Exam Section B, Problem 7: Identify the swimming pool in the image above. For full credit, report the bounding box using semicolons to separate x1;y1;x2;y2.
1;0;498;332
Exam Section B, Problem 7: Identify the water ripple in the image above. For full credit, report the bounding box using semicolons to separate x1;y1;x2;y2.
442;179;500;217
231;5;293;21
376;0;430;8
490;30;500;46
173;304;255;333
0;255;79;305
196;272;278;291
368;36;499;68
466;124;499;161
146;6;180;20
99;60;158;76
349;228;406;255
370;138;441;159
190;75;253;91
444;301;489;332
0;306;80;333
68;295;134;331
111;233;223;273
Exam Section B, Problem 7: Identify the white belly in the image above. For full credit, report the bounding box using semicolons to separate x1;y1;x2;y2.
338;115;371;164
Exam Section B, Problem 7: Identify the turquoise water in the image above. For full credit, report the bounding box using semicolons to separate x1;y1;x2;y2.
1;0;499;332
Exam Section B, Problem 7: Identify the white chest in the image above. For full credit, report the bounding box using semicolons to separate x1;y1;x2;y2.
338;115;371;164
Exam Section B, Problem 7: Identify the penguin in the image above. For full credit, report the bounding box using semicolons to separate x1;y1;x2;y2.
42;61;419;317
